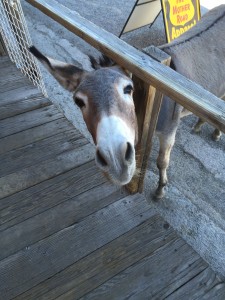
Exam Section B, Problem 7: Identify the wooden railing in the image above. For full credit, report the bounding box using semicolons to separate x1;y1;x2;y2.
26;0;225;193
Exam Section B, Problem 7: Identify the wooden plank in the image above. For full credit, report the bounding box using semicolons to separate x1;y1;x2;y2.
0;58;22;72
14;215;172;300
0;67;29;84
0;118;69;155
16;215;225;300
0;177;123;260
0;34;7;56
0;61;19;74
0;57;34;91
0;58;42;104
0;165;117;231
164;268;225;299
0;142;94;199
0;129;87;177
0;194;153;299
0;56;10;63
126;47;171;193
0;56;19;65
0;105;62;138
0;43;6;56
0;57;30;81
0;160;101;220
26;0;225;133
61;237;201;300
0;95;50;120
0;84;42;105
80;239;224;300
0;76;31;93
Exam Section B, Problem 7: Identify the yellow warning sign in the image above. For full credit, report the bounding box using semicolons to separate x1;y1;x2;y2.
161;0;201;42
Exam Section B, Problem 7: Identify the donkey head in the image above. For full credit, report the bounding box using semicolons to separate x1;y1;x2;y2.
30;46;138;186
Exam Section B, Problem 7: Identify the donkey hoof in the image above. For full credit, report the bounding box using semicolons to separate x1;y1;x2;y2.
212;129;221;141
154;187;165;200
193;125;201;133
212;134;221;142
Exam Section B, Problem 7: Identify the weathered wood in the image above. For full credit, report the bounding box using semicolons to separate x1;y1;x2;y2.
26;0;225;133
76;242;202;300
0;168;117;232
81;240;221;300
0;67;28;83
0;74;31;92
0;178;123;260
0;143;93;199
0;194;153;299
0;33;7;56
0;55;12;63
0;105;62;138
0;57;41;103
0;57;26;81
0;161;98;217
0;118;67;155
0;95;50;120
15;218;225;300
126;47;171;193
0;129;87;177
0;43;6;56
0;58;24;77
0;79;32;95
164;268;225;299
14;216;173;300
0;84;42;105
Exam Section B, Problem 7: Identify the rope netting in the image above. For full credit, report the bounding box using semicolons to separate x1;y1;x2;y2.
0;0;47;96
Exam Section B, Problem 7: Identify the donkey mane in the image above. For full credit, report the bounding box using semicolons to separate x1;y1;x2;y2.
161;5;225;51
89;54;115;70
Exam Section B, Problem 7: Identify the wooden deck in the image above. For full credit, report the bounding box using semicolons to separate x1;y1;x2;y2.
0;56;225;299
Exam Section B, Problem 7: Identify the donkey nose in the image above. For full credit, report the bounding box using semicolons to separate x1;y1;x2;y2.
96;149;108;168
124;142;134;163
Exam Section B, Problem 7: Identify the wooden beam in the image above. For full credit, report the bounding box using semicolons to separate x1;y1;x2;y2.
26;0;225;133
127;47;171;194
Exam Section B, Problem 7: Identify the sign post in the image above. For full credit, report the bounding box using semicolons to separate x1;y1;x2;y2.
120;0;162;36
161;0;201;42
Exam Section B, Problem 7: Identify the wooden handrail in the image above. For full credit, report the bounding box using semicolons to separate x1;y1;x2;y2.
26;0;225;133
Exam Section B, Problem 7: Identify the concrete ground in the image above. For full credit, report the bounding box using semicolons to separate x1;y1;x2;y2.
21;0;225;278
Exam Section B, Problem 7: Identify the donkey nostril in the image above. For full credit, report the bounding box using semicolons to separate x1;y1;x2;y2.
96;149;108;167
125;142;133;162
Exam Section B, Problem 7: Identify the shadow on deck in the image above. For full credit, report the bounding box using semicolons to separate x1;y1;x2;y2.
0;56;224;299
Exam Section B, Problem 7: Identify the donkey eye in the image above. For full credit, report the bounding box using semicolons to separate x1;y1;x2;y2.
123;84;133;95
74;97;85;108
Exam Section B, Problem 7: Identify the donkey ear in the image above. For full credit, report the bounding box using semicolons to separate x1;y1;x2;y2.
29;46;87;92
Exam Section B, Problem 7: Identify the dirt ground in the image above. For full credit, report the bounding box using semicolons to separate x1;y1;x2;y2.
22;0;225;278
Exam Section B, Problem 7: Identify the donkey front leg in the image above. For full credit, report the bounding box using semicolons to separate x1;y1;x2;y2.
155;133;176;199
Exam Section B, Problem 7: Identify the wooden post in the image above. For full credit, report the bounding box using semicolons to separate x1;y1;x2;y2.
126;47;171;194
